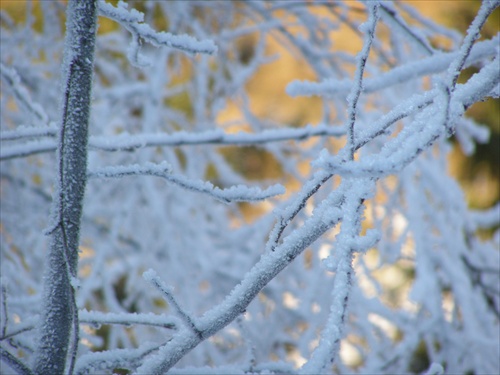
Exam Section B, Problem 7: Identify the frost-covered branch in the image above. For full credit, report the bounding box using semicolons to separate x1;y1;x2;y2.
2;0;499;373
300;6;380;371
98;0;217;65
0;282;7;339
0;124;345;160
0;125;57;141
443;0;499;134
0;139;57;160
74;342;162;375
446;0;499;90
300;184;366;373
0;322;36;341
286;36;498;97
0;346;33;375
137;185;346;373
267;3;377;256
317;58;499;177
425;363;445;375
88;162;285;203
345;3;379;160
266;170;334;252
0;63;48;125
79;310;177;330
378;2;434;55
87;124;346;150
143;270;200;337
266;89;435;253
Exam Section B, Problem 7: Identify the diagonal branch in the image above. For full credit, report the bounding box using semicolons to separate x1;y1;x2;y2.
135;185;345;373
143;270;200;338
0;346;33;375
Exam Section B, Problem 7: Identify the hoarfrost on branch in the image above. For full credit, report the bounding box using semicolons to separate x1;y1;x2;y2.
1;1;499;374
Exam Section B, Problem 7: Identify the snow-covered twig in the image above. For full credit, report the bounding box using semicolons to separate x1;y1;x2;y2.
266;93;436;253
143;270;200;337
301;180;371;373
443;0;499;134
158;362;295;375
286;36;498;98
346;2;379;160
0;139;56;160
0;124;346;160
98;0;217;65
454;56;500;109
79;309;177;330
74;342;162;375
266;170;336;252
0;346;33;375
0;323;36;341
425;363;444;375
447;0;499;90
353;89;436;149
136;183;345;373
88;124;346;150
0;125;58;141
0;63;49;125
0;281;7;339
300;6;380;372
3;0;499;373
378;2;434;55
318;57;499;178
267;3;379;253
88;162;285;204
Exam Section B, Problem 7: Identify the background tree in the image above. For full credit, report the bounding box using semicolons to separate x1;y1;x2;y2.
1;1;498;374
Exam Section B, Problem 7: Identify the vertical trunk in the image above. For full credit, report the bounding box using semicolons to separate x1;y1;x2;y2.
33;1;97;373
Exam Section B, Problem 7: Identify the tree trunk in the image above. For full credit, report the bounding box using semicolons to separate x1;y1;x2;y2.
33;1;97;373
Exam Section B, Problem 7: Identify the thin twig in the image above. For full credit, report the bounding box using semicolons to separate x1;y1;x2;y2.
0;125;346;160
88;162;285;204
0;346;33;375
97;0;217;57
345;3;379;160
0;282;7;339
143;270;201;339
